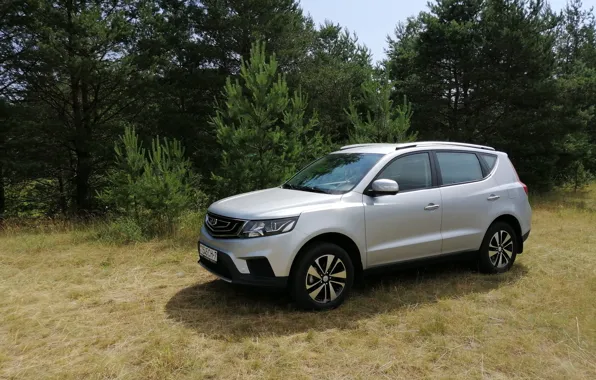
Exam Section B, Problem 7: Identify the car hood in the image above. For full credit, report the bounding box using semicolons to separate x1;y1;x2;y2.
207;187;343;219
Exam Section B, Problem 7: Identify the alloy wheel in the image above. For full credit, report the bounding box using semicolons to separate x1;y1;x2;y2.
488;230;514;268
305;254;347;304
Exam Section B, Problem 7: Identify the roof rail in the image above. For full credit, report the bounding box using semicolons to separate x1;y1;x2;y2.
340;141;496;152
412;141;495;151
339;143;396;150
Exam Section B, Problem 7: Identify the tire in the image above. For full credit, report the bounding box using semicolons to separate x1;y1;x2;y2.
291;242;355;311
478;222;518;274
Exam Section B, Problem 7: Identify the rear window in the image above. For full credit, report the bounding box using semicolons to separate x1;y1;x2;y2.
436;152;483;185
480;154;498;172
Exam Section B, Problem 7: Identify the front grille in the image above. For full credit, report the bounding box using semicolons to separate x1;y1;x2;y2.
205;212;246;238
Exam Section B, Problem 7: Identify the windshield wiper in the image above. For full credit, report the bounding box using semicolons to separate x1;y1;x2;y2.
281;183;331;194
295;185;331;194
282;183;331;194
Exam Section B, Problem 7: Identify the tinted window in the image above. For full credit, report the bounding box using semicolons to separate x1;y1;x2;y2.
284;153;383;194
437;152;483;185
377;153;432;191
481;154;498;172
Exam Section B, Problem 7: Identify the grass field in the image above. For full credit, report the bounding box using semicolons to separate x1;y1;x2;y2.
1;187;595;379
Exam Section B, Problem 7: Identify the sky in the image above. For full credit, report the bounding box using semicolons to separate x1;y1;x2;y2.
299;0;596;62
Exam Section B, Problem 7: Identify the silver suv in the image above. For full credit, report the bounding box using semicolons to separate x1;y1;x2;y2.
198;142;531;310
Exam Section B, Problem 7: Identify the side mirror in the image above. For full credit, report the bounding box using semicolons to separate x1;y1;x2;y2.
371;179;399;195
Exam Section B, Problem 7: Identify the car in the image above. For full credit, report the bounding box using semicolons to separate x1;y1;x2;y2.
198;141;532;310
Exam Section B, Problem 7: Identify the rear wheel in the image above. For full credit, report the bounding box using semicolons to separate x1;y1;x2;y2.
478;222;517;274
291;242;354;310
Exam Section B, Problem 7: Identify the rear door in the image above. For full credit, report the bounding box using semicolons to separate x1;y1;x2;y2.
364;152;443;267
434;150;502;254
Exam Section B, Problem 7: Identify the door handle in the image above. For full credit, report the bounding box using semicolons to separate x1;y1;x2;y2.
487;194;500;201
424;203;440;211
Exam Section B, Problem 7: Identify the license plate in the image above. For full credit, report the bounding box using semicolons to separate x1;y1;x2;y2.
199;244;218;263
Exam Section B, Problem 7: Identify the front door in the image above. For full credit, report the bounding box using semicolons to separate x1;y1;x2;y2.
364;152;443;267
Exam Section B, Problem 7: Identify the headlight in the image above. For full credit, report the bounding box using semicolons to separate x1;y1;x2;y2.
240;217;298;238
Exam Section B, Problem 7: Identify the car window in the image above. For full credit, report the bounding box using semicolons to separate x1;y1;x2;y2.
437;152;483;185
377;153;432;192
480;154;498;172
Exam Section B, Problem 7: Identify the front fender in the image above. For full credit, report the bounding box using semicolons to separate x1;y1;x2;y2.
289;193;366;272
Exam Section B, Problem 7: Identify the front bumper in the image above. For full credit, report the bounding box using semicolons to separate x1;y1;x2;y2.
198;224;305;277
198;241;288;288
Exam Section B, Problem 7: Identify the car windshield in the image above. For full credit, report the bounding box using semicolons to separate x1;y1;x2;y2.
282;153;384;194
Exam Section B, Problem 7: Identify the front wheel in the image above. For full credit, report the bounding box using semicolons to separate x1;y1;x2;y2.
291;242;354;310
478;222;517;274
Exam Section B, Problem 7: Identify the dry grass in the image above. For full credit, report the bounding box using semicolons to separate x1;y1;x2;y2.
1;187;596;379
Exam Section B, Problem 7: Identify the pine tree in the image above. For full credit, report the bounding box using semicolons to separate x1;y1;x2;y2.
555;0;596;185
98;127;199;235
292;22;373;143
386;0;571;190
211;42;324;197
347;76;416;144
2;0;155;213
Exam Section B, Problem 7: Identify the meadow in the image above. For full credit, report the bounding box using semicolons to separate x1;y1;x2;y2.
1;187;595;379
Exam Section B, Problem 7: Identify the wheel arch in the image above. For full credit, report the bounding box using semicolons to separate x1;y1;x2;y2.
490;214;524;253
290;232;364;282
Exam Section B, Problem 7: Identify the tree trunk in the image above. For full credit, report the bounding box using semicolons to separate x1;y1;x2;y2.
71;71;92;214
0;163;5;227
58;173;68;215
74;117;92;214
68;0;92;215
451;64;460;139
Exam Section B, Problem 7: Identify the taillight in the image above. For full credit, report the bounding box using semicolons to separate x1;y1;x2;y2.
510;160;528;195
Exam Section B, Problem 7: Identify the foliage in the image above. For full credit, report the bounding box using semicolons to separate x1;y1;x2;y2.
559;133;594;191
347;76;417;144
554;0;596;185
95;217;145;245
1;0;155;213
211;42;324;197
175;210;208;246
291;22;373;142
135;0;316;184
1;0;596;221
4;180;65;218
386;0;579;191
98;127;201;237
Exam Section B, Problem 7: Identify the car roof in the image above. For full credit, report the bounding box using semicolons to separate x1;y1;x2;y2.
333;141;497;155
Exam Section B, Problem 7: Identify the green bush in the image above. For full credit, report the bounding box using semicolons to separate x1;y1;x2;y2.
175;210;207;246
95;217;145;245
98;127;204;240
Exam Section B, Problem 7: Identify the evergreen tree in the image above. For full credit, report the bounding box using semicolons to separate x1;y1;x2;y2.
99;127;199;235
554;0;596;185
0;100;10;221
292;22;373;143
347;77;416;144
211;42;324;197
386;0;570;190
2;0;155;214
139;0;315;183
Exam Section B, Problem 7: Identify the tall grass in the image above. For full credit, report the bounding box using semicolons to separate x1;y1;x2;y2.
1;186;595;379
1;209;206;247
